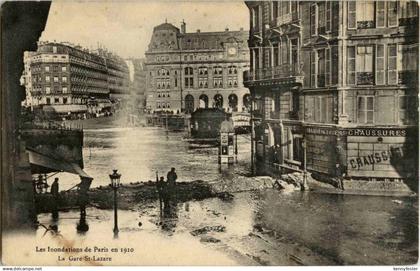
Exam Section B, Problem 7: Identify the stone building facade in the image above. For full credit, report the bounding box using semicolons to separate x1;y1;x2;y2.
145;22;251;114
23;42;129;116
244;1;418;182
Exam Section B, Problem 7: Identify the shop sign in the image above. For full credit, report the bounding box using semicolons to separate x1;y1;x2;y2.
305;127;407;137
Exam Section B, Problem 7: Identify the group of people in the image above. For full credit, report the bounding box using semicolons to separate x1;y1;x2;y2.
156;167;178;214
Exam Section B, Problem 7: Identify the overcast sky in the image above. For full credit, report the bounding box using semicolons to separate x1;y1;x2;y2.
40;1;249;59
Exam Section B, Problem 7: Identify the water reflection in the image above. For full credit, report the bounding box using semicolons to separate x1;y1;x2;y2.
56;127;251;190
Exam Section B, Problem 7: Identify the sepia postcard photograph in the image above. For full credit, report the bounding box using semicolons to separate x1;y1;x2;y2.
1;0;419;268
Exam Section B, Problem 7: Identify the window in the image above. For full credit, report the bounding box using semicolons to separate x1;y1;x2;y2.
252;6;260;30
46;98;51;105
347;46;356;85
318;2;325;34
400;1;418;25
54;76;59;82
62;66;67;72
388;1;398;27
388;44;397;84
184;67;194;88
356;1;375;28
310;4;317;36
376;2;386;28
357;96;374;124
273;1;279;18
45;66;50;72
314;96;331;123
213;77;223;88
198;67;208;75
356;46;374;85
398;44;418;84
310;50;317;87
273;45;279;66
63;97;68;104
228;66;237;75
199;77;208;88
62;87;67;93
281;39;288;64
376;44;385;85
54;98;60;104
398;95;417;124
62;76;67;83
317;49;325;87
356;46;373;72
292;135;303;163
45;87;51;94
46;76;50;82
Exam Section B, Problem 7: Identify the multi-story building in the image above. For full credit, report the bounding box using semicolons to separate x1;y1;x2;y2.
145;21;251;114
244;1;418;182
23;42;129;116
126;58;147;113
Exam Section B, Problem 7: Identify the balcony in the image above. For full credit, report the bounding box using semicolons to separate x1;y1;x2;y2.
357;21;375;29
244;65;303;88
288;110;299;120
356;72;374;85
398;70;418;85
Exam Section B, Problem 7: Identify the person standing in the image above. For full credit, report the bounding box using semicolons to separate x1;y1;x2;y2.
167;168;177;186
51;178;60;219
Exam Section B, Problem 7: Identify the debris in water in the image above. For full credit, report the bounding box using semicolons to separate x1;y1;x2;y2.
190;225;226;236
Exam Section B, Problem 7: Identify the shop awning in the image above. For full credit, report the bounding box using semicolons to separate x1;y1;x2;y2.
27;149;92;179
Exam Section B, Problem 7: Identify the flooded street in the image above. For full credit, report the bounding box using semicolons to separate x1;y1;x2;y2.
4;189;417;265
58;125;251;190
8;121;416;266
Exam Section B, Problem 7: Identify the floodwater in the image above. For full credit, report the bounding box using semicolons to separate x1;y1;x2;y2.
3;190;417;265
14;119;417;265
57;126;251;190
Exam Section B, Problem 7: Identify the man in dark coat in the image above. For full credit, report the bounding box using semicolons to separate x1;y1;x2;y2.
51;178;60;219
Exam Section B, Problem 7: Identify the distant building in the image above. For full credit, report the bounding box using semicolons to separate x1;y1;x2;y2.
244;1;418;182
22;41;129;116
145;21;251;114
126;58;147;112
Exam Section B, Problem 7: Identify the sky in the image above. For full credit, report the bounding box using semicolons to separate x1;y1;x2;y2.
40;1;250;59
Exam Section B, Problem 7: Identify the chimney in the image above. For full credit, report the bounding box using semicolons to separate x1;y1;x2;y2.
197;29;200;33
240;27;244;31
225;27;229;32
181;20;186;34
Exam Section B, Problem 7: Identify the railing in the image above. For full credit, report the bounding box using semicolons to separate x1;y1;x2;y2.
357;20;375;29
244;64;301;82
398;70;418;85
357;72;374;85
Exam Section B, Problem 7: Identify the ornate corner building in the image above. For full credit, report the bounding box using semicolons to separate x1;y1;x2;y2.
145;22;251;114
244;1;418;182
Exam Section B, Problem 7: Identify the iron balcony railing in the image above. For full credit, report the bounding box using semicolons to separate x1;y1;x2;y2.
244;64;301;82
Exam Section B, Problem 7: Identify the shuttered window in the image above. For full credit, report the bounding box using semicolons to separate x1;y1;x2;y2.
325;48;331;86
348;2;356;29
388;1;398;27
376;44;385;85
310;4;317;36
347;46;356;85
388;44;397;84
310;50;317;87
326;1;332;32
331;45;338;85
376;2;386;28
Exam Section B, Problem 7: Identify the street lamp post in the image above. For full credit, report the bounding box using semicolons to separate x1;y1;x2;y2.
109;169;121;235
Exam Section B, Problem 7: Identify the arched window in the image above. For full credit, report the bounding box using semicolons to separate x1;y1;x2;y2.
228;94;238;112
199;94;209;108
185;94;194;113
243;94;251;112
214;94;223;109
227;65;238;88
